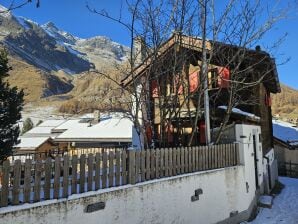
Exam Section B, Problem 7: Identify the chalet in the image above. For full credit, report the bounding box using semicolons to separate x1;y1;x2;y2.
13;112;133;157
12;137;56;161
54;114;133;149
121;33;280;155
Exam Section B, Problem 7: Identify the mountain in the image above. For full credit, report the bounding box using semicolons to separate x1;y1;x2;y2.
1;5;297;118
272;84;298;120
0;4;129;104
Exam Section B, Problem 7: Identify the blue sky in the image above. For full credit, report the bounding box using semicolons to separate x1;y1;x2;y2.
1;0;298;90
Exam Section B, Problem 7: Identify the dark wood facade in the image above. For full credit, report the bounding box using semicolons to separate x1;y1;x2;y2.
122;34;280;154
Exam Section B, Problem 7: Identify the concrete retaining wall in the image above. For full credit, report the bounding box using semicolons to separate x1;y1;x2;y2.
0;166;255;224
0;124;270;224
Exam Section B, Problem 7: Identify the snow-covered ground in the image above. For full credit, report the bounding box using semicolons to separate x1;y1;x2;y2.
248;177;298;224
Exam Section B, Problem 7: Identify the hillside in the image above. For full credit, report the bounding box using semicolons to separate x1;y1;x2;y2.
1;4;297;119
272;84;298;120
0;4;129;106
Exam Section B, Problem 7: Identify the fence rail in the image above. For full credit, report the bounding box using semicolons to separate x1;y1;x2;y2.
278;161;298;178
0;144;239;207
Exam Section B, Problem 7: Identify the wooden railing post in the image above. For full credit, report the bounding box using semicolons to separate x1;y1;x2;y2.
0;160;10;207
33;160;42;202
128;150;136;184
12;160;21;205
236;143;240;165
79;154;86;193
71;155;78;194
54;156;61;199
122;150;127;185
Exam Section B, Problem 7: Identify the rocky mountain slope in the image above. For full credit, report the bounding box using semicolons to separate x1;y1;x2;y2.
0;4;129;105
1;5;297;118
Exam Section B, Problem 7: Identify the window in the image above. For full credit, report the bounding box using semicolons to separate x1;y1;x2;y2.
151;80;159;98
189;71;199;93
208;69;218;89
208;67;230;89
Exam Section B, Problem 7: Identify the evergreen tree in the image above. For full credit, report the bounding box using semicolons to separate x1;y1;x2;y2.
0;50;24;162
22;118;34;134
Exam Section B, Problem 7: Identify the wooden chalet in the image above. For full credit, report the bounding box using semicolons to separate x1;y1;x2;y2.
121;34;280;154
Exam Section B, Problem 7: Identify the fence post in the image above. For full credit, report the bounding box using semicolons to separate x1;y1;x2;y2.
141;150;146;181
235;143;240;165
128;150;136;184
102;152;107;188
109;151;114;187
33;160;42;202
88;154;94;191
122;150;127;185
172;148;177;176
12;160;21;205
146;149;151;180
63;155;70;198
24;159;33;202
155;149;159;178
79;154;86;193
71;155;78;194
135;150;140;183
0;160;10;207
116;150;121;186
54;156;61;199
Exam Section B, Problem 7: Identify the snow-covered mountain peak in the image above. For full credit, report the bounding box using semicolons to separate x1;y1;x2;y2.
41;21;79;45
0;4;11;18
43;21;58;31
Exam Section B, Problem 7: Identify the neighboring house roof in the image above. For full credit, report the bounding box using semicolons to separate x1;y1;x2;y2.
16;113;133;152
121;33;280;93
51;119;88;133
22;126;58;138
15;137;51;150
273;120;298;149
55;115;133;142
37;119;66;127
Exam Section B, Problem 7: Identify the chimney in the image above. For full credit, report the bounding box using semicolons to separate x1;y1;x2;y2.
93;110;100;124
133;36;146;67
255;45;261;51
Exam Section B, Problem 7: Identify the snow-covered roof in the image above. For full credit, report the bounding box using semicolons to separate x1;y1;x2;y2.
38;119;66;127
15;137;51;149
55;115;133;142
218;106;260;120
52;119;86;131
79;113;94;119
272;120;298;147
22;126;59;138
24;126;53;134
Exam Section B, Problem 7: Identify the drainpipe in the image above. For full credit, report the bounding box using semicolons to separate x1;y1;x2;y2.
264;156;272;190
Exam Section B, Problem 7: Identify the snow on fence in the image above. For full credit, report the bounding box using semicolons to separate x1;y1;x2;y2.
0;144;239;208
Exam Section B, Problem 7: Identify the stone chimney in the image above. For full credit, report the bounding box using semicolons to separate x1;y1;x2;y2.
133;36;146;66
93;110;100;124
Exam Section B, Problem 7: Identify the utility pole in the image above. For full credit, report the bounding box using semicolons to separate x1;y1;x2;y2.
200;0;211;145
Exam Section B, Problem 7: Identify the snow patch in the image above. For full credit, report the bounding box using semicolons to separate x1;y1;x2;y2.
218;106;260;120
0;4;11;18
247;177;298;223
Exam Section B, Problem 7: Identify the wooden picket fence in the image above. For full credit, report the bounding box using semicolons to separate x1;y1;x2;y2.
0;143;239;208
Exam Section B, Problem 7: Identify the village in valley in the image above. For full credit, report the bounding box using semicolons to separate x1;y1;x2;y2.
0;1;298;224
